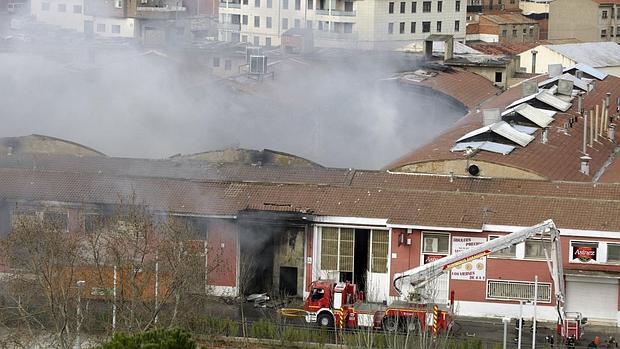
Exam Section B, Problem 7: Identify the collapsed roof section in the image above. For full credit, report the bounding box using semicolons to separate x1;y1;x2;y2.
455;120;534;147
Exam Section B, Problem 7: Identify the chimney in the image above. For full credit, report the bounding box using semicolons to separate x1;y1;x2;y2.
589;109;594;147
606;92;612;108
444;37;454;61
541;127;549;144
583;112;588;154
577;94;583;115
531;49;537;73
609;123;616;142
522;80;539;97
580;155;592;176
548;64;563;77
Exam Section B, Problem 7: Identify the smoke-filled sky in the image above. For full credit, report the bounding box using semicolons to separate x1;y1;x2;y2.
0;21;465;169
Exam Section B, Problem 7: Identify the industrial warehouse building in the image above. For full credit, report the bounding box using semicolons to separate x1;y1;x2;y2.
1;64;620;326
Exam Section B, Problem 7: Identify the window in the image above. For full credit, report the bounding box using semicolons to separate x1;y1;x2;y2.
254;16;260;27
437;0;442;12
371;230;389;273
266;16;272;28
307;0;313;9
487;280;551;303
524;239;549;259
282;17;288;30
410;21;416;33
41;2;49;10
399;21;405;34
422;1;430;12
73;4;82;13
243;0;248;4
494;71;502;83
242;14;248;25
111;24;121;33
602;10;608;19
43;212;68;231
345;1;352;11
400;1;405;13
320;227;353;272
58;3;66;12
253;36;259;45
212;57;220;67
306;20;312;28
344;22;352;33
267;0;272;7
282;0;288;9
455;0;460;11
436;21;441;32
422;21;430;33
454;20;460;31
608;244;620;263
388;1;394;13
512;29;517;36
254;0;260;7
601;29;607;38
294;18;300;28
422;233;450;254
97;23;106;32
295;0;300;10
529;27;534;35
388;22;394;34
489;236;516;258
411;1;416;12
225;59;232;70
318;21;323;30
242;35;247;42
501;29;507;36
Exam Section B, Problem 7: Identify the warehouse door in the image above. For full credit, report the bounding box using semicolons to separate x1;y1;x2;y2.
565;276;618;323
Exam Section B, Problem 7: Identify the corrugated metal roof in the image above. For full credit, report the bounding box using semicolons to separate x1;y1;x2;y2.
512;125;539;135
456;121;534;147
451;141;515;155
506;93;537;109
538;73;590;91
536;91;572;111
563;63;608;81
513;103;555;127
545;42;620;68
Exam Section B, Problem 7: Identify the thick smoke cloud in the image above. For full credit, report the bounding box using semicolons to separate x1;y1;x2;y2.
0;20;465;169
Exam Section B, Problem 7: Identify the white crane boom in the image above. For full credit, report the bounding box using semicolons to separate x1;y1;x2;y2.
393;219;565;320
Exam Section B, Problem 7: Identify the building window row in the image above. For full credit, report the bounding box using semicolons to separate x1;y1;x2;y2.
40;2;83;13
388;20;456;34
389;0;458;14
248;16;302;29
252;0;301;9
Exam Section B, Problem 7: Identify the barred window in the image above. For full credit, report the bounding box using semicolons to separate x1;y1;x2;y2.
487;279;551;303
371;230;389;273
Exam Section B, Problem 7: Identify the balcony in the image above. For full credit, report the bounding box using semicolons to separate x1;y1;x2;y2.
315;9;356;16
219;1;241;8
218;22;241;31
136;5;186;11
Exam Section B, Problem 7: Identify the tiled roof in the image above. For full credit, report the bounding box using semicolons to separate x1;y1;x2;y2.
386;74;620;182
591;0;620;4
481;14;538;25
2;167;620;231
401;69;501;110
468;39;581;56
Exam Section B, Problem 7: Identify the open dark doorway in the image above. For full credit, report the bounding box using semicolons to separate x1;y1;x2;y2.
354;229;370;293
279;266;298;296
240;227;275;295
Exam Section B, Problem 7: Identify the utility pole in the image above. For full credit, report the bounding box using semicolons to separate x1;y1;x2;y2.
532;275;538;349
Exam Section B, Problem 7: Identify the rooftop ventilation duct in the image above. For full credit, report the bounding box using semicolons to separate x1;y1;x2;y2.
557;79;574;96
548;64;563;78
522;80;539;97
482;108;501;127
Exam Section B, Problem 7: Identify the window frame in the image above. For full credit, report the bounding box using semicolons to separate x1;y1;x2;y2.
607;243;620;264
422;1;430;12
523;238;550;260
487;235;517;259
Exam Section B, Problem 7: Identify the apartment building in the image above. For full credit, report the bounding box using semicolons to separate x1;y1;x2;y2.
549;0;620;42
466;0;520;14
218;0;466;49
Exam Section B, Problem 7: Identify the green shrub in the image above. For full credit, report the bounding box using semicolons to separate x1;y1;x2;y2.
250;319;278;340
96;328;196;349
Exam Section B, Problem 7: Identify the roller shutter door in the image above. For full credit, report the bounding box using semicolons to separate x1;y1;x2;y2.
565;276;618;323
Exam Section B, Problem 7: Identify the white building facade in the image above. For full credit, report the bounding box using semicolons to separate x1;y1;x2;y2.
218;0;466;49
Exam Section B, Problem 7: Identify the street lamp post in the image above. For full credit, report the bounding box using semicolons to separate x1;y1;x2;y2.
76;280;86;349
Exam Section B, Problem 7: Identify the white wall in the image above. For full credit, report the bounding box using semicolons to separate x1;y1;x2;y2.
86;16;137;38
31;0;85;32
518;45;577;74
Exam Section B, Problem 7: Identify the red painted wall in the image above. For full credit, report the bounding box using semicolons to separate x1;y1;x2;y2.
207;219;237;287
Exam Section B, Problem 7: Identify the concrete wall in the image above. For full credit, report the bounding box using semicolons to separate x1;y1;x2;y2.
272;228;306;296
392;159;547;180
517;44;577;74
548;0;614;42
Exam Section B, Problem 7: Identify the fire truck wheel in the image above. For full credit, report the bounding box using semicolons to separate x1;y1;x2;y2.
317;313;334;329
382;317;399;332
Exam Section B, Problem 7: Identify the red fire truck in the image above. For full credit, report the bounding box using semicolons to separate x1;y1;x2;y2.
303;279;450;333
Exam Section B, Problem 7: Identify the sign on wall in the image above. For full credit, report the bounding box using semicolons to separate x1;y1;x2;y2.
570;242;599;263
451;236;486;281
